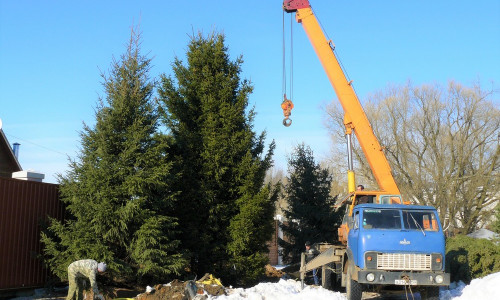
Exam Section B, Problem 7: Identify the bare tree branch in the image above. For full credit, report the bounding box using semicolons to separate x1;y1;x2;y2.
324;81;500;234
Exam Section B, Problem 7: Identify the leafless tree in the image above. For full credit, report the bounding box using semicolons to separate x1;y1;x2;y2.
325;81;499;234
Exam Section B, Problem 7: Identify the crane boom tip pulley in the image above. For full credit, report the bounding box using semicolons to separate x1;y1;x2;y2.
283;0;311;12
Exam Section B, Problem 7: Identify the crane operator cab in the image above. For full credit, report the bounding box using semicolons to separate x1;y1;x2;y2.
353;192;403;206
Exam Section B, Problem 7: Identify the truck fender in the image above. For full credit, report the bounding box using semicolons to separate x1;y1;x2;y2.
341;248;358;286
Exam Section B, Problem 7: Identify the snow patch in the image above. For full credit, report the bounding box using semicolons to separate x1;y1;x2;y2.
447;272;500;300
209;279;346;300
208;272;500;300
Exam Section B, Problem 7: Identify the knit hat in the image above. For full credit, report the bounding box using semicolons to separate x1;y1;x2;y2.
98;262;107;272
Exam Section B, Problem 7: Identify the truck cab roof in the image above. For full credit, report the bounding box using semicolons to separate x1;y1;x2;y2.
355;203;438;211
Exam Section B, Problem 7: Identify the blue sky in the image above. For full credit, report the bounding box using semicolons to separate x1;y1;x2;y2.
1;0;499;183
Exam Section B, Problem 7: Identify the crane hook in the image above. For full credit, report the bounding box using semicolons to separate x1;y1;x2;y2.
281;94;294;127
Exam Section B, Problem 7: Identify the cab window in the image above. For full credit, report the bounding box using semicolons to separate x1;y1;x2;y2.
362;209;401;229
402;210;439;231
353;211;360;229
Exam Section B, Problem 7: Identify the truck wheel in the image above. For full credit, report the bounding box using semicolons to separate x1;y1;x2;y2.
420;286;440;300
322;263;333;290
346;263;362;300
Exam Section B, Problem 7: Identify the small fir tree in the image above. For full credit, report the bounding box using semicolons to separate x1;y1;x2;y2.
158;32;276;285
41;29;186;283
279;143;340;263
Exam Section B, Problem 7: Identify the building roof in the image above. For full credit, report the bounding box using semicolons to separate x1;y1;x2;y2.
467;228;499;240
0;119;22;178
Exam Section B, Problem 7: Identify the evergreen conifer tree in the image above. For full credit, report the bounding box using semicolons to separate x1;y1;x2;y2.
494;206;500;234
279;143;340;263
41;30;186;284
157;32;276;285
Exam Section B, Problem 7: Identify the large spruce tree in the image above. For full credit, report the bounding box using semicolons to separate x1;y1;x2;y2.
158;32;276;285
279;143;340;263
41;30;186;283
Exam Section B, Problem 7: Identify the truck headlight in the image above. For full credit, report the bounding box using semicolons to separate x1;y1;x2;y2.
366;273;375;282
435;275;444;284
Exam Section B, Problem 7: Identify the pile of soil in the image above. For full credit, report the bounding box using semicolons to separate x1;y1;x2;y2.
29;278;227;300
83;267;288;300
264;264;284;279
135;279;225;300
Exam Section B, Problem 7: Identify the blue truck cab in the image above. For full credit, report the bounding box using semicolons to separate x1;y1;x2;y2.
345;203;450;298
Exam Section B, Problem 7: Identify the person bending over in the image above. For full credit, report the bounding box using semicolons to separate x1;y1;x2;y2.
66;259;107;300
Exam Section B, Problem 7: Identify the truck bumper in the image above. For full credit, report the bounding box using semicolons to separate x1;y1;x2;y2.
357;270;450;286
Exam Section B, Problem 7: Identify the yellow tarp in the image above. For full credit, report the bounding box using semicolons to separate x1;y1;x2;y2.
197;273;222;286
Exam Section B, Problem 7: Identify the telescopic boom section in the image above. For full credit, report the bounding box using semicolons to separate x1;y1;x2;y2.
283;0;400;195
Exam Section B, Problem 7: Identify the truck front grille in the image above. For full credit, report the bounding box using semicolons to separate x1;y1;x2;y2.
377;253;431;271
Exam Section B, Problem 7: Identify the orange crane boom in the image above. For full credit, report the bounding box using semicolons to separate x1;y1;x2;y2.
284;0;400;196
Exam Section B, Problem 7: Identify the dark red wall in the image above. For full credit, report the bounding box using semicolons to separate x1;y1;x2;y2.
0;177;63;290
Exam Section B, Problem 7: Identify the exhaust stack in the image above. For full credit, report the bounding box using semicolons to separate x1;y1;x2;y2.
12;142;20;158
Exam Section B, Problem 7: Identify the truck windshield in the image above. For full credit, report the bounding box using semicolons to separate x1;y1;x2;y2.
362;209;401;229
402;210;439;231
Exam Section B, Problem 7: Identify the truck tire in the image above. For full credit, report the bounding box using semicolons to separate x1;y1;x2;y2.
322;263;333;290
346;263;362;300
420;286;440;300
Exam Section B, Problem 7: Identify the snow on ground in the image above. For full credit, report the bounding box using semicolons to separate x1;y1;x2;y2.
208;272;500;300
210;279;346;300
440;272;500;300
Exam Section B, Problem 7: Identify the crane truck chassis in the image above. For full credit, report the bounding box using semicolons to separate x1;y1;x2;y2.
300;204;449;300
282;1;450;299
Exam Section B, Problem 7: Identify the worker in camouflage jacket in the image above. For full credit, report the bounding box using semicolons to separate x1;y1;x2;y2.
66;259;107;300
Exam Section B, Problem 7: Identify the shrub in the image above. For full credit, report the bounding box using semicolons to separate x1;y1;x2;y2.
446;235;500;283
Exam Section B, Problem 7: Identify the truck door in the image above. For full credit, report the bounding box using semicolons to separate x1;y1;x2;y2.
347;210;360;266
